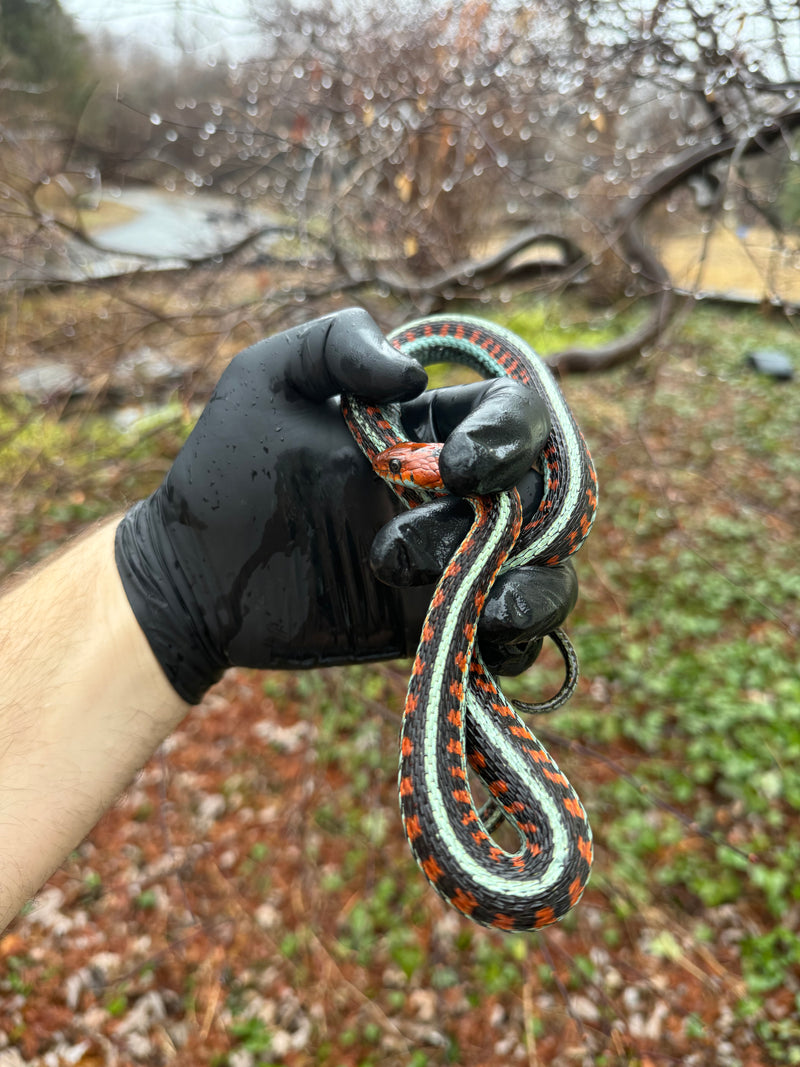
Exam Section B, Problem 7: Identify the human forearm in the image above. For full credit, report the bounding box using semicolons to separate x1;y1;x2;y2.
0;310;582;933
0;518;188;930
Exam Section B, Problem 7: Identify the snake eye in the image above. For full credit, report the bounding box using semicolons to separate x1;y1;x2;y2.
388;457;403;475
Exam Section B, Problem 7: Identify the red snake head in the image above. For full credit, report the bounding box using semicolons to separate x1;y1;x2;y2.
374;442;446;492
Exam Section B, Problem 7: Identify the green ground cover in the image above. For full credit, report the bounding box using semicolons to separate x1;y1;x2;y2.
1;295;799;1064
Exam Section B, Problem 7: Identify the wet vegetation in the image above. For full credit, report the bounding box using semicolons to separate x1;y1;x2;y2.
2;292;799;1065
2;2;800;1065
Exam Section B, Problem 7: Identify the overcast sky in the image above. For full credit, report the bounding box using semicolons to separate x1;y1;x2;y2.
60;0;259;59
61;0;800;71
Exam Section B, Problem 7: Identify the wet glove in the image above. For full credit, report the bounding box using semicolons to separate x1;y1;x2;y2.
115;308;578;704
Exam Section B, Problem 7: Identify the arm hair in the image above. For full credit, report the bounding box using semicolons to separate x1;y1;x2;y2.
0;519;188;930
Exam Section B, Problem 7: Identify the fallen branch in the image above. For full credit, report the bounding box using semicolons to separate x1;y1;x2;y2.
372;224;584;299
546;99;800;373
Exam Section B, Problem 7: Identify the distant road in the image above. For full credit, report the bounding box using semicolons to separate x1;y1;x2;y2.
92;187;269;260
0;186;276;287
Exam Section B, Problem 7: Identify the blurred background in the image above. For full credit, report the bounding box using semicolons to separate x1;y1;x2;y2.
1;1;799;1064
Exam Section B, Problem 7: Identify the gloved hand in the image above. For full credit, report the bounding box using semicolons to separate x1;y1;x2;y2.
115;308;578;704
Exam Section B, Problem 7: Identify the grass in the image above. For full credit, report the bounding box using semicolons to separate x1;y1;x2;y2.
79;198;140;234
0;397;191;574
497;296;800;1058
31;183;139;235
1;293;799;1063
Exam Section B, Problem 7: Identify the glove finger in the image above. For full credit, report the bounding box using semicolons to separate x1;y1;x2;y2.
478;562;579;645
477;562;579;676
479;635;545;678
371;468;546;588
401;378;550;496
285;308;427;403
371;498;473;587
384;544;577;676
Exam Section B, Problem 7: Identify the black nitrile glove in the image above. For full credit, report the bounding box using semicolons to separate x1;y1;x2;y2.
373;382;579;676
115;308;578;704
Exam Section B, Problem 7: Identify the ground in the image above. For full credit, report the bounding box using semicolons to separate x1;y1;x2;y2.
1;296;799;1066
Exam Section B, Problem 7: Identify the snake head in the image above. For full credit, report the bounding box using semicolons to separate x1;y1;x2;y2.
374;442;446;491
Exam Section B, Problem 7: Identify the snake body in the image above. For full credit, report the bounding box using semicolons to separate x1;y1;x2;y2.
341;315;598;931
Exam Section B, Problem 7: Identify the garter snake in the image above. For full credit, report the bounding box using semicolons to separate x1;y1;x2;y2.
341;315;598;931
